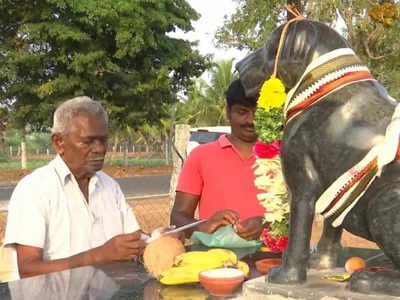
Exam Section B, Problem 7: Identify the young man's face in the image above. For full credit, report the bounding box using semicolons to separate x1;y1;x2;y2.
227;104;258;143
52;112;108;180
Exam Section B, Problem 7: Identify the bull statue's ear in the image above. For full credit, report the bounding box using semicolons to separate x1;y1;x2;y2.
236;46;271;99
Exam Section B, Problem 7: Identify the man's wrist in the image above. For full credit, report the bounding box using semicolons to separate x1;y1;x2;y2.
87;245;105;265
196;220;211;233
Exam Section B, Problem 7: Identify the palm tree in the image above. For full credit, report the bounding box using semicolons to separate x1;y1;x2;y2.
176;78;211;125
206;59;239;124
177;59;238;126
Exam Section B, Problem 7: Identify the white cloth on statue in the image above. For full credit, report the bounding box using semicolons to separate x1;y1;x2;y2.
377;104;400;176
4;155;140;261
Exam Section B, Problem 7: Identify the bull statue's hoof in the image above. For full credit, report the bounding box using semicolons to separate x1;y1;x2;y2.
349;269;400;296
309;242;343;270
267;265;306;284
309;253;337;270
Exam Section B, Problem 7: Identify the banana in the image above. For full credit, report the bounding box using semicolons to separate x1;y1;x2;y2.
160;249;240;285
173;251;206;266
180;253;225;269
160;265;206;285
174;249;237;268
236;260;250;278
206;248;238;265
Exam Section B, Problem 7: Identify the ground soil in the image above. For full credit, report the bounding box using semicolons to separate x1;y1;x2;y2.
0;164;173;185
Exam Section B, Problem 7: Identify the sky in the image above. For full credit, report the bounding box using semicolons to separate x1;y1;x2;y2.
170;0;249;69
172;1;348;62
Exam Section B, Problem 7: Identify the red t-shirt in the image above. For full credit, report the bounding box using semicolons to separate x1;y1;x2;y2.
176;134;265;221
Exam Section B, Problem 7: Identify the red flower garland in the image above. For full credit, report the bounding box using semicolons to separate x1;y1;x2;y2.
253;140;282;159
261;227;288;253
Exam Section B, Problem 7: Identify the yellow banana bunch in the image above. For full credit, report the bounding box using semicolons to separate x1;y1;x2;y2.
160;248;242;285
174;249;237;268
206;248;238;265
160;265;206;285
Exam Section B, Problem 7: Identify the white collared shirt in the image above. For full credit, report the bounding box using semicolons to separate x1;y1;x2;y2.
4;155;140;260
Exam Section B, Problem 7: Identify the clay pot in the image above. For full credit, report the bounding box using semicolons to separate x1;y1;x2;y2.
199;268;244;297
255;258;283;274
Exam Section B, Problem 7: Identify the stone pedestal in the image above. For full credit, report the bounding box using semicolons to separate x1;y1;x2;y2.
242;247;399;300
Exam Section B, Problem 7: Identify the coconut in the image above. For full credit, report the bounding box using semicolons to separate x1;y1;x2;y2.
143;235;185;278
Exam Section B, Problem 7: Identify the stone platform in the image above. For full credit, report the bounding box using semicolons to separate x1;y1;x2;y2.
242;268;400;300
241;247;399;300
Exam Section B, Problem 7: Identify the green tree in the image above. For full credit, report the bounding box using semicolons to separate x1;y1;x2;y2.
176;59;238;126
215;0;400;98
0;0;210;167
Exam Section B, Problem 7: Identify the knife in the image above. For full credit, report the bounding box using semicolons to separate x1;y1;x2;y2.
145;219;207;243
163;219;207;236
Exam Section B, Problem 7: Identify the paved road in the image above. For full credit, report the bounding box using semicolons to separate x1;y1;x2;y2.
0;174;171;210
117;175;171;198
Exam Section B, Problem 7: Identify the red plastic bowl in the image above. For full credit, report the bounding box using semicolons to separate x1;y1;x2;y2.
199;268;244;297
255;258;283;274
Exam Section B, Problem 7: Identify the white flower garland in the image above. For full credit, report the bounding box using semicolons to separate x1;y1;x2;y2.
253;157;289;232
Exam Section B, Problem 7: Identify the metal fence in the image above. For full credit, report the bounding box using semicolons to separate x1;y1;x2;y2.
127;196;170;234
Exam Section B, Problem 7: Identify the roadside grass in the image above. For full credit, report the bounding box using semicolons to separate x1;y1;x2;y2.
0;159;50;170
0;157;167;170
105;157;166;168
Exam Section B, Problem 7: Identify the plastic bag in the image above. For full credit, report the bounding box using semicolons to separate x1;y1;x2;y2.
190;225;263;249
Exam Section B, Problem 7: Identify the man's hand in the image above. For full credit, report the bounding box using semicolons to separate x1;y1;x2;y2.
235;216;264;240
198;210;240;233
95;231;146;263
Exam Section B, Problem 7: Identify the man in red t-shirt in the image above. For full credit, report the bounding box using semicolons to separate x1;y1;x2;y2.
171;79;266;240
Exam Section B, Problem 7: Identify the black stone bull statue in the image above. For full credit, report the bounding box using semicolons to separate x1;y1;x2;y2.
236;19;400;295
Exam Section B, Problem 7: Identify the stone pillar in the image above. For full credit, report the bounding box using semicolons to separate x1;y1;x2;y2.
168;124;190;224
21;136;27;170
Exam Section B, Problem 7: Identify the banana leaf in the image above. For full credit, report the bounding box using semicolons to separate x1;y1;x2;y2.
190;226;263;249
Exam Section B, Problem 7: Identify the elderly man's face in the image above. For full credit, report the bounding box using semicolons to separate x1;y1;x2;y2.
53;112;108;180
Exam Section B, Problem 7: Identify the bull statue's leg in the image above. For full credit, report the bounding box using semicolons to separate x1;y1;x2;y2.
309;219;343;269
268;188;317;284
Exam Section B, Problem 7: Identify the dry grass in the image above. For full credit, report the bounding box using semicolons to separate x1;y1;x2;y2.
127;196;170;234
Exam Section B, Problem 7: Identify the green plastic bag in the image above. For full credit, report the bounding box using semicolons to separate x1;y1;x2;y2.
190;225;263;249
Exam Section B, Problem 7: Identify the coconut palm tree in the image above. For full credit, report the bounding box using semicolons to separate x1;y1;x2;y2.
177;59;238;126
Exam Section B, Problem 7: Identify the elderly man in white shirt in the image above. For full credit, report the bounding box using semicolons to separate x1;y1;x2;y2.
4;96;145;278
